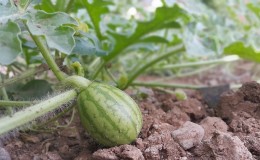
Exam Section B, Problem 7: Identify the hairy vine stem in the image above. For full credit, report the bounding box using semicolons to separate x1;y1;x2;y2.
0;89;77;135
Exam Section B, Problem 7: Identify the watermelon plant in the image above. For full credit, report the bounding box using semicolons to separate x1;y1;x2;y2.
0;0;143;147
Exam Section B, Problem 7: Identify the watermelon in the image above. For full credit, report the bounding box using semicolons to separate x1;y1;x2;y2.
77;82;142;147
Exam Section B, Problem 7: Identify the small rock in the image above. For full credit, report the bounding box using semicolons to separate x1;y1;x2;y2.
200;117;228;140
164;107;190;128
193;131;253;160
171;121;204;150
92;145;144;160
59;127;80;139
120;145;144;160
46;152;62;160
20;134;40;143
144;144;163;160
0;147;11;160
139;121;186;159
229;113;260;133
238;132;260;158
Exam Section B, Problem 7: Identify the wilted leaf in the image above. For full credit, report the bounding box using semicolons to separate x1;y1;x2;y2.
0;21;22;65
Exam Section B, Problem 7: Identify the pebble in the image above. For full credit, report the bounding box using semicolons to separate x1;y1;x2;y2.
0;148;11;160
171;121;204;150
200;117;228;140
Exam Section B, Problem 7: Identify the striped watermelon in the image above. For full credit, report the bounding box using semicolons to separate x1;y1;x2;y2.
77;82;143;147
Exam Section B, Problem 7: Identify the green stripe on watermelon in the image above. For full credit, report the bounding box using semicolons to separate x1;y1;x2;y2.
83;93;133;142
99;84;142;131
77;95;116;145
92;86;139;133
79;95;122;146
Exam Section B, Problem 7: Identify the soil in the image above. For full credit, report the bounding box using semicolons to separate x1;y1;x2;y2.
1;61;260;160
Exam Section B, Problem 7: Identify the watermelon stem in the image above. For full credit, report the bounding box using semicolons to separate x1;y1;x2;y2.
0;100;33;107
24;22;66;81
0;89;77;135
125;44;185;89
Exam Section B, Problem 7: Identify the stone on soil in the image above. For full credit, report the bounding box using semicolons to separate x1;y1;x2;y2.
171;121;204;150
200;117;228;140
0;148;11;160
193;131;253;160
92;145;144;160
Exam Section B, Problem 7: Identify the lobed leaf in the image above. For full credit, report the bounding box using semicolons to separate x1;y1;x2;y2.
0;4;19;24
23;11;78;54
105;5;189;61
224;41;260;63
82;0;114;40
72;35;107;56
0;21;22;65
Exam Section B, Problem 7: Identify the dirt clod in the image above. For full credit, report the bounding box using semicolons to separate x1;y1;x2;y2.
193;131;253;160
175;98;206;121
92;145;144;160
171;121;204;150
217;81;260;121
200;116;228;140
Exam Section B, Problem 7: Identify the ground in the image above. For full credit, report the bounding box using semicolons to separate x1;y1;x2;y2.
1;61;260;160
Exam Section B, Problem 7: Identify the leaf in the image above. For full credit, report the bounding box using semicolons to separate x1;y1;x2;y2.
0;0;8;5
0;21;22;65
105;5;189;61
23;11;78;54
72;33;107;56
15;80;53;100
137;36;169;44
247;3;260;18
223;42;260;63
34;0;56;12
82;0;114;40
17;0;33;10
0;4;19;24
35;0;83;13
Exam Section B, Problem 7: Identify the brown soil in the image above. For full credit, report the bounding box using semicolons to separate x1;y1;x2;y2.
1;62;260;160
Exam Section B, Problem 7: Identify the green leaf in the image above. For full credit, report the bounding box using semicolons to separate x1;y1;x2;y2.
72;35;107;56
15;80;52;100
105;5;188;61
224;42;260;63
0;21;22;65
82;0;114;40
247;3;260;18
34;0;56;12
137;36;169;44
0;4;19;24
23;11;78;54
17;0;32;10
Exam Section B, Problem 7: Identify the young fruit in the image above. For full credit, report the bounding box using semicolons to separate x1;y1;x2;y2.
77;82;143;147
